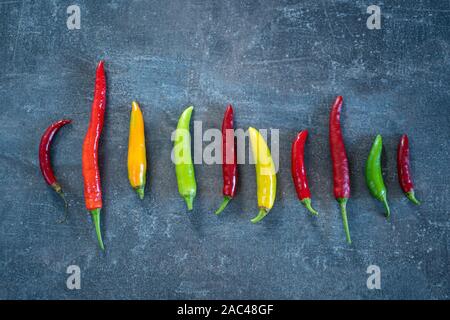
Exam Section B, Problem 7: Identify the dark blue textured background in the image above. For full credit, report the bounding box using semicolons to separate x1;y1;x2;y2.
0;0;448;299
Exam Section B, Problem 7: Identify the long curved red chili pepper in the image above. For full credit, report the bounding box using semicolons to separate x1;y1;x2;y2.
82;60;106;250
39;119;72;222
215;104;237;214
329;96;351;244
291;130;318;215
397;134;420;205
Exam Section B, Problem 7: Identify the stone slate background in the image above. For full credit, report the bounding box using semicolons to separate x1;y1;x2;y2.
0;0;449;299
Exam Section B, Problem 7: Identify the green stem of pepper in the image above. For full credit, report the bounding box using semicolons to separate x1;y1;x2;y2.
135;186;145;200
406;191;420;205
382;197;391;218
184;195;194;211
251;208;268;223
215;196;231;215
54;187;69;224
338;198;351;244
90;208;104;251
301;198;318;216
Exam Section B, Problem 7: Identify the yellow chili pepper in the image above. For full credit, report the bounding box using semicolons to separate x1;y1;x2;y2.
128;101;147;199
248;127;277;223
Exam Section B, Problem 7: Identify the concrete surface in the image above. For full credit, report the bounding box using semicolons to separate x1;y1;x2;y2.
0;0;448;299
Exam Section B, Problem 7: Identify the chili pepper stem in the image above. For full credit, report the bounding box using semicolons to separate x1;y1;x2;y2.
135;186;145;200
52;183;69;223
184;196;194;211
382;197;391;218
301;198;318;216
338;198;351;244
90;209;105;251
251;208;269;223
215;196;232;215
406;191;420;205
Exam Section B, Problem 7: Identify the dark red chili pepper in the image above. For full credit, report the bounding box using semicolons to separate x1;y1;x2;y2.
82;60;106;250
291;130;318;215
39;119;72;222
215;104;237;214
329;96;351;244
397;134;420;205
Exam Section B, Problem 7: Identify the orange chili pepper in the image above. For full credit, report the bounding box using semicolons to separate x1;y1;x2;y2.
128;101;147;199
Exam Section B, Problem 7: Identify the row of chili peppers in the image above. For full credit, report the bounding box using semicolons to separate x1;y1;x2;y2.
39;61;421;250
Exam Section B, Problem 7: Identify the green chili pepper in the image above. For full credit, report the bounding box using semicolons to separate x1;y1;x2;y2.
365;135;390;218
173;106;197;210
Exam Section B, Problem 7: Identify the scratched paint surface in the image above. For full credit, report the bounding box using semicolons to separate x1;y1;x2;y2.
0;0;449;299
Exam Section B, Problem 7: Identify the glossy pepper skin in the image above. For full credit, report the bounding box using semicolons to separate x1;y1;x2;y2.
173;106;197;210
366;135;390;217
248;127;277;223
397;134;420;205
39;119;72;222
291;130;318;215
128;101;147;200
215;105;237;214
82;60;106;251
329;96;351;244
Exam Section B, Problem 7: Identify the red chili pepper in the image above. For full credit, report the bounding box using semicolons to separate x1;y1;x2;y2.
82;60;106;250
329;96;351;244
39;119;72;222
397;134;420;205
291;130;318;215
215;104;237;214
